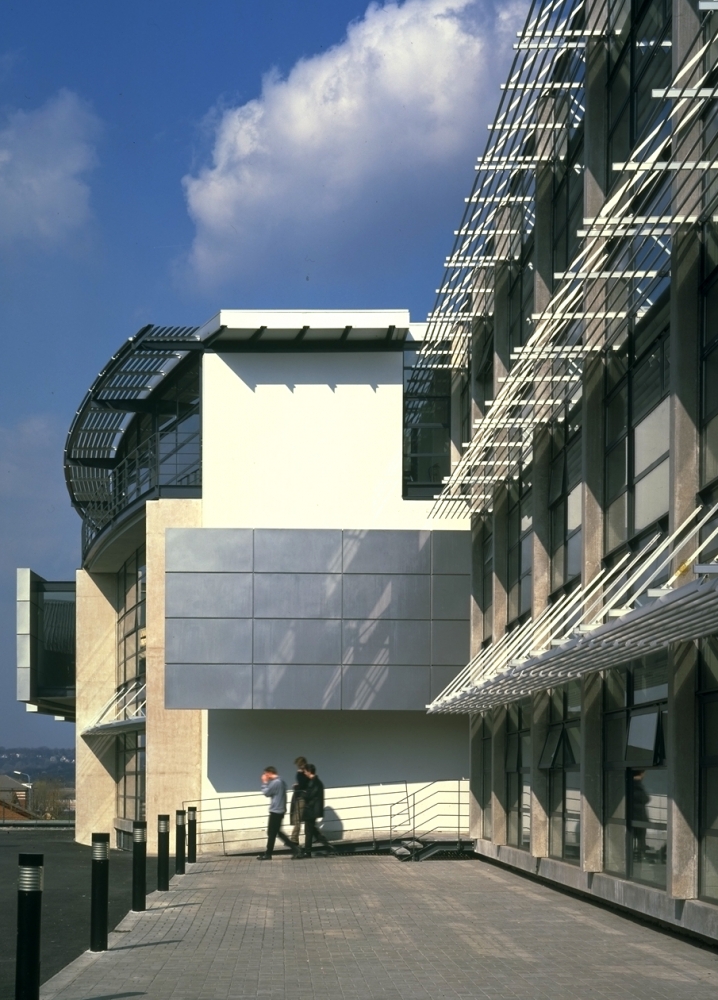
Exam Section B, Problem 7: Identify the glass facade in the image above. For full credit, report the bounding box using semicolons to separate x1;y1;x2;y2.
506;699;532;849
604;322;670;552
116;730;146;823
507;471;533;624
700;636;718;901
403;347;451;499
115;546;147;823
549;401;582;595
603;654;668;888
508;242;535;353
479;715;493;840
543;681;581;863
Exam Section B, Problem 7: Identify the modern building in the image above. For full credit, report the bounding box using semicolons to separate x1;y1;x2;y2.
421;0;718;944
19;311;471;851
16;0;718;943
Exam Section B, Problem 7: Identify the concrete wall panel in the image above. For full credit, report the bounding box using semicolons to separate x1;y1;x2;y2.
166;618;253;664
166;573;252;618
341;574;430;620
253;573;342;619
165;527;252;572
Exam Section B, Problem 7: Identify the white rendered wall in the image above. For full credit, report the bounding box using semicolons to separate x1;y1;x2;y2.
202;351;467;531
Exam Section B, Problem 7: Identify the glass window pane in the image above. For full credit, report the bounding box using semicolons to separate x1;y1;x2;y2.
565;724;581;766
634;398;669;477
549;455;565;503
702;636;718;691
565;771;581;863
605;715;626;762
634;458;669;531
626;711;659;764
540;726;563;769
605;668;627;710
566;529;582;580
701;830;718;901
567;436;582;489
520;573;532;616
704;344;718;421
633;348;664;422
566;485;582;531
567;680;581;717
521;776;532;849
520;733;531;771
606;387;628;444
607;494;628;550
630;768;667;888
704;700;718;759
549;771;563;858
507;772;519;845
704;412;718;485
633;652;668;704
606;440;627;501
605;771;627;875
506;733;519;771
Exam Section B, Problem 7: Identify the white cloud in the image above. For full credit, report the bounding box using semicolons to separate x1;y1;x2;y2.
183;0;523;292
0;89;101;248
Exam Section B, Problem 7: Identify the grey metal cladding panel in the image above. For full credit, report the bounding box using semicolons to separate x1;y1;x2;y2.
165;529;253;572
431;665;464;701
343;530;430;575
253;619;341;665
431;620;470;666
432;530;471;575
17;666;31;701
253;574;341;619
431;575;471;621
341;665;430;710
165;619;252;664
165;573;252;618
254;530;342;573
253;665;341;710
342;575;430;620
165;664;252;709
342;620;431;665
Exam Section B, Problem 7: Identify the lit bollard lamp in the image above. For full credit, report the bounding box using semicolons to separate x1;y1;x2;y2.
157;815;170;891
15;853;43;1000
90;833;110;952
175;810;186;875
132;820;147;912
187;806;197;864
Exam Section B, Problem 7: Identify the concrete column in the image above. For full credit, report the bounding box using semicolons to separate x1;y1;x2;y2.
581;670;603;872
668;641;699;898
531;689;550;857
469;713;483;839
532;426;551;618
491;705;508;845
493;485;509;641
145;498;203;854
75;569;118;846
582;356;605;587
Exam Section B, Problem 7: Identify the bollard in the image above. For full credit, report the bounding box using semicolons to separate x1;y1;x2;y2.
175;810;186;875
132;820;147;912
157;814;170;891
187;806;197;864
90;833;109;952
15;853;43;1000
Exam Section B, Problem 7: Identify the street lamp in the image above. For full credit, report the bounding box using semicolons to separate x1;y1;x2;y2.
13;771;32;811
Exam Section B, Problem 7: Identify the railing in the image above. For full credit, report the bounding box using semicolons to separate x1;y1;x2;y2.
389;780;469;857
184;779;470;857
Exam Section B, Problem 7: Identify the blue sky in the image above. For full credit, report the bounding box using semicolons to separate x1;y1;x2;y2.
0;0;521;745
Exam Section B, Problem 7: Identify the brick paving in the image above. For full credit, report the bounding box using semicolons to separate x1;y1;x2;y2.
40;854;718;999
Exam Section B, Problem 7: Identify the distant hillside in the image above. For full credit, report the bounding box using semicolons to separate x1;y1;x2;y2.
0;747;75;786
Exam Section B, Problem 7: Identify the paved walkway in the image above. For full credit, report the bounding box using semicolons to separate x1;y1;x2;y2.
41;854;718;1000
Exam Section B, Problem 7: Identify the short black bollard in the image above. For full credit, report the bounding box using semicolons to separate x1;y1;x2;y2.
187;806;197;864
157;814;170;891
132;820;147;912
175;810;186;875
90;833;109;952
15;853;43;1000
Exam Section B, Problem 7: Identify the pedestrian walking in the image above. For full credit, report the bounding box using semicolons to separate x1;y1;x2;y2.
290;755;309;846
257;767;303;860
303;764;336;858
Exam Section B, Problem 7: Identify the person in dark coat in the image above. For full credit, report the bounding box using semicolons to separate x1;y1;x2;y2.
302;764;336;857
290;755;309;845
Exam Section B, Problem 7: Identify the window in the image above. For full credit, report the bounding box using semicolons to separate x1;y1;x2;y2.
702;219;718;486
507;470;533;624
479;715;493;840
553;129;584;283
506;699;532;850
549;401;582;594
117;546;147;691
604;324;670;552
603;653;668;888
700;637;718;901
403;347;451;499
607;0;672;180
480;518;494;645
508;241;535;353
541;681;581;863
117;731;146;824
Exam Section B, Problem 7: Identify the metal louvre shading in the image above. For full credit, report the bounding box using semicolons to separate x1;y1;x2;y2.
428;502;718;714
414;0;718;517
